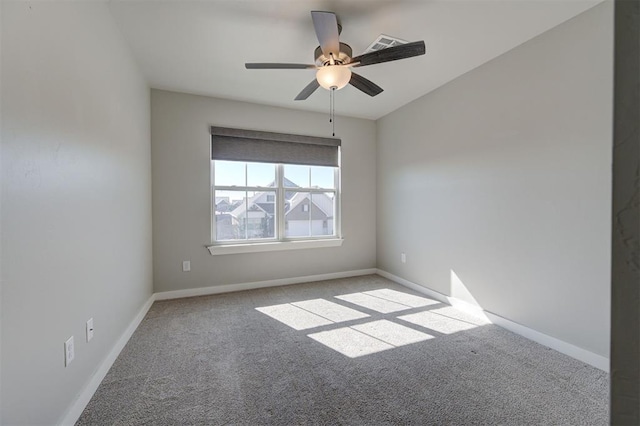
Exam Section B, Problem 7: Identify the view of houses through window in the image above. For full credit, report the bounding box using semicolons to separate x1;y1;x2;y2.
213;160;338;242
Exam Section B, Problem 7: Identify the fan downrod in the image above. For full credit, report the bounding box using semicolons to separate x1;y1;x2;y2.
314;43;353;67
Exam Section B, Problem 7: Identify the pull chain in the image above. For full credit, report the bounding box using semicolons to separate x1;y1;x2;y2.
329;88;332;125
331;87;336;137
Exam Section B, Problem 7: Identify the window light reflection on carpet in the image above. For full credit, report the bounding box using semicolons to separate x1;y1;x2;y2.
308;320;433;358
362;288;441;308
255;288;479;358
398;311;479;335
335;292;410;313
291;298;369;322
256;303;333;331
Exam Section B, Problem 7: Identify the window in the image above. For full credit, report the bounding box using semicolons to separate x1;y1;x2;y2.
210;127;341;250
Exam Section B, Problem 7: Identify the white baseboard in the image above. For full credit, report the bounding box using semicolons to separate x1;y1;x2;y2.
154;268;378;301
483;311;609;371
59;294;156;426
60;267;606;426
377;269;450;304
58;268;376;424
376;269;609;372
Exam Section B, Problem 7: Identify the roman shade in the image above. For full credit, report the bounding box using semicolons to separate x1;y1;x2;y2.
211;126;341;167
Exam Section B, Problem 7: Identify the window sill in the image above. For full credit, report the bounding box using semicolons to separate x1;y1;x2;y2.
207;238;344;256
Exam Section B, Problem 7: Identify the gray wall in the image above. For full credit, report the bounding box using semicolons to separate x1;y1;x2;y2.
376;2;613;358
151;90;376;293
1;2;152;424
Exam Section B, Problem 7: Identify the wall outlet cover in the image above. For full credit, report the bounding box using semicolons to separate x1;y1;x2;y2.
64;336;75;366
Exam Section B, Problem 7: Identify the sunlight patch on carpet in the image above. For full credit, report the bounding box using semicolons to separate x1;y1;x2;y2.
335;292;410;313
399;311;479;334
256;303;333;330
256;288;472;358
308;320;434;358
363;289;440;308
428;306;491;326
291;299;370;322
308;327;394;357
352;320;434;347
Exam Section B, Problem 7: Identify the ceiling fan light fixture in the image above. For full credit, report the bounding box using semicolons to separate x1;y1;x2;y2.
316;66;352;90
245;11;425;102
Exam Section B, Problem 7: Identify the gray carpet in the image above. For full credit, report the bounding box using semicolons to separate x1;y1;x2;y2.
77;275;608;425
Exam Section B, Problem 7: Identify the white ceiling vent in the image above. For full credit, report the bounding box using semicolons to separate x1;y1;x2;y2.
364;34;409;53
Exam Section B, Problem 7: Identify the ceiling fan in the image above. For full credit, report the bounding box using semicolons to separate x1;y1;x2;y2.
245;11;426;100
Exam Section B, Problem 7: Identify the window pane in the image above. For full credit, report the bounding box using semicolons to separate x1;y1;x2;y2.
247;162;275;188
215;190;246;240
284;165;309;188
285;192;310;237
312;192;335;236
214;161;339;244
214;160;245;187
311;166;335;189
246;191;276;239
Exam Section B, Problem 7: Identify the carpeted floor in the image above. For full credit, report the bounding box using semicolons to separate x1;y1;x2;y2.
77;275;608;425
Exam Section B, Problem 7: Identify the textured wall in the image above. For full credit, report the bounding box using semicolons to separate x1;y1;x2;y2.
376;3;613;357
151;90;376;293
1;3;152;423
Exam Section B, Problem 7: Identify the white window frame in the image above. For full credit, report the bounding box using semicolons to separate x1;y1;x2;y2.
208;160;342;255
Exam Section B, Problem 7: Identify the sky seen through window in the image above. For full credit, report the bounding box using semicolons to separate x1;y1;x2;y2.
214;160;335;201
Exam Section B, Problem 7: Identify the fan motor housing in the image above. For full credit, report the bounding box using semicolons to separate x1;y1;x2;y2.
314;43;353;66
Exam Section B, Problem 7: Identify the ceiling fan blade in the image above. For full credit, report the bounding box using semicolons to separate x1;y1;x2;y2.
349;72;383;97
294;79;320;100
311;11;341;59
245;63;316;69
351;41;426;67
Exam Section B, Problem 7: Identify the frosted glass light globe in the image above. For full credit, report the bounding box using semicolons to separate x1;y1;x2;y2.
316;66;352;90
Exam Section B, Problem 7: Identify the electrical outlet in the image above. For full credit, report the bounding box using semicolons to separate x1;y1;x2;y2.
401;252;406;263
86;318;94;342
182;260;191;272
64;336;75;366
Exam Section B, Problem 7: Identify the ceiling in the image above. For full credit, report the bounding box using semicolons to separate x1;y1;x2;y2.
108;0;601;120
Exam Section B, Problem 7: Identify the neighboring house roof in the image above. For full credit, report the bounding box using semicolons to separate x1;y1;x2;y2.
283;177;298;190
227;179;334;220
215;199;233;212
230;178;299;217
230;191;274;217
285;192;333;220
255;203;275;215
264;177;299;201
